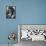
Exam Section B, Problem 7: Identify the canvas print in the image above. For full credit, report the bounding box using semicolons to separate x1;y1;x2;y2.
6;6;16;19
18;25;46;46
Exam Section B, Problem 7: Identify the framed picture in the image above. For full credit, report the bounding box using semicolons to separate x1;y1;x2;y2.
6;6;16;19
18;24;46;41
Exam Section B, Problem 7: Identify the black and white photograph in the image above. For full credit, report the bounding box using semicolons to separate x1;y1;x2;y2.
6;6;16;19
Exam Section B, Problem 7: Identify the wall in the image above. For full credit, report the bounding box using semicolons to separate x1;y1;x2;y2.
16;0;46;24
0;0;46;44
0;0;18;44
